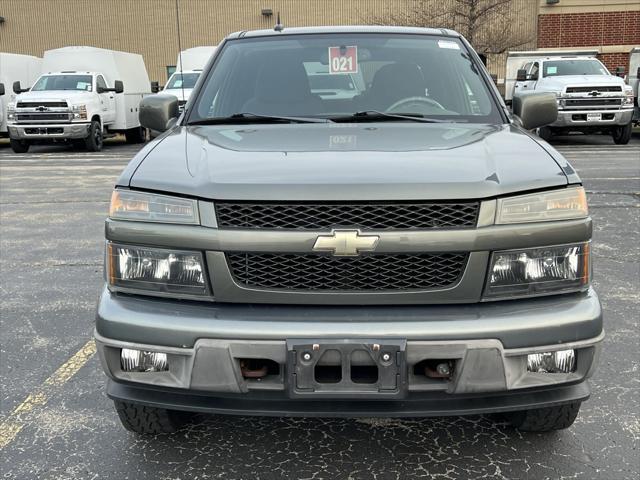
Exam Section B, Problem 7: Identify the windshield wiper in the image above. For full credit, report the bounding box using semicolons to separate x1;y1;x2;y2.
188;112;332;125
330;111;449;123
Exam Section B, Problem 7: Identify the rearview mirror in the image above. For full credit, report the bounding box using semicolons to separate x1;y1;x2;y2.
0;83;4;96
512;92;558;130
516;69;527;82
139;94;179;132
12;81;28;94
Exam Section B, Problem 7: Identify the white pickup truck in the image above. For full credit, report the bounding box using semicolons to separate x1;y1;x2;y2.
7;46;151;153
630;47;639;125
161;46;216;109
0;52;42;138
513;56;634;144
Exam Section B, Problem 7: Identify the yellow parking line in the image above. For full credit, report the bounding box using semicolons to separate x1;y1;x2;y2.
0;339;96;449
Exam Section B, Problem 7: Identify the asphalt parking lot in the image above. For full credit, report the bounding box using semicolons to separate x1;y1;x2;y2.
0;132;638;480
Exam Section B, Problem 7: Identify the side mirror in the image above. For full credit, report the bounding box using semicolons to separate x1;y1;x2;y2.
615;66;625;77
516;69;527;82
13;81;29;94
0;83;4;96
512;92;558;130
139;94;179;132
114;80;124;94
150;81;160;93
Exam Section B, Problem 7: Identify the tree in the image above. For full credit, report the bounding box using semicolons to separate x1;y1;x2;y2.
369;0;534;56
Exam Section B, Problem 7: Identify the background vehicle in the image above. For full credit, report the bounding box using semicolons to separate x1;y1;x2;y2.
161;46;216;108
504;49;598;105
7;46;151;152
512;56;634;144
97;26;602;436
629;47;639;125
0;52;42;138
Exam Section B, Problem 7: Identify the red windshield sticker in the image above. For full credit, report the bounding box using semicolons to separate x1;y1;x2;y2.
328;46;358;74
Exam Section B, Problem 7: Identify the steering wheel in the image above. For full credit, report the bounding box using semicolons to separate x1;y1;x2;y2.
386;96;446;114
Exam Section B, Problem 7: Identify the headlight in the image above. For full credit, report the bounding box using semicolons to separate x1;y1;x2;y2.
496;187;587;224
7;102;15;121
109;190;199;224
72;104;87;119
623;85;634;106
107;243;208;296
484;242;590;300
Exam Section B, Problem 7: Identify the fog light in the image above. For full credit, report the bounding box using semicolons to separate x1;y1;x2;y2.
121;348;169;372
527;349;576;373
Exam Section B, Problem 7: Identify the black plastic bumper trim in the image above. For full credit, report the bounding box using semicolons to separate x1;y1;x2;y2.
106;380;590;418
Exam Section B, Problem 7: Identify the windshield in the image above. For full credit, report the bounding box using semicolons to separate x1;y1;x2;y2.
32;75;93;92
166;72;200;89
543;60;609;77
189;34;501;124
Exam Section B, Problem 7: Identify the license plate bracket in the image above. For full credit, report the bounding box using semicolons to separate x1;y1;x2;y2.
286;339;407;398
586;113;602;122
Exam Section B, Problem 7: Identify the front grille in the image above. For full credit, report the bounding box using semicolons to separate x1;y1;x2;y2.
226;252;468;291
565;86;622;93
564;98;622;108
16;101;68;108
15;113;71;122
216;202;479;230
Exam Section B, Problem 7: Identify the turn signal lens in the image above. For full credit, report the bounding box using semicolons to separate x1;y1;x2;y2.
109;190;199;224
496;187;587;224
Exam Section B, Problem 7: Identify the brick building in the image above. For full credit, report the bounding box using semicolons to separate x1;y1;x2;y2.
537;0;640;73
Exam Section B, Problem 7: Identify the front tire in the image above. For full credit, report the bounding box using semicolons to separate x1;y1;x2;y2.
504;402;581;432
125;126;147;144
612;121;632;145
85;120;103;152
113;400;189;434
537;126;554;142
10;138;30;153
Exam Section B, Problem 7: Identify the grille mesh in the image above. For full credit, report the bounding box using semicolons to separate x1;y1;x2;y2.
227;253;468;291
565;86;621;93
216;202;479;230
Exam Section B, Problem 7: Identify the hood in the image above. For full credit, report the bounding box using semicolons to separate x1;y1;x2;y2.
16;90;93;103
537;74;625;91
128;123;569;201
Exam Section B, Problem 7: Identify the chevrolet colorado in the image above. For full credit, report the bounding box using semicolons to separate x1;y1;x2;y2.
95;27;603;434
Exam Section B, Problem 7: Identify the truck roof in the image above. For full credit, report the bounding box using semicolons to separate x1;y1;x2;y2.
227;25;460;40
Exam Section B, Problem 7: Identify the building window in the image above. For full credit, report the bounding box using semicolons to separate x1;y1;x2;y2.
166;65;176;79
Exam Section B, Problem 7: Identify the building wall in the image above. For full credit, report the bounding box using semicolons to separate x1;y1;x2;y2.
537;0;640;72
0;0;536;83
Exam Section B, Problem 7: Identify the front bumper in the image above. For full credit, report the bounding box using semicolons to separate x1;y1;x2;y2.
96;287;603;413
551;108;633;127
8;122;90;140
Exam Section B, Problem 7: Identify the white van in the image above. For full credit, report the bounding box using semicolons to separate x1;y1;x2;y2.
0;53;42;138
161;46;216;107
7;46;151;152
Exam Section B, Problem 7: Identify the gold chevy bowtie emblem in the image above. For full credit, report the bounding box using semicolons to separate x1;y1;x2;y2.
312;230;380;257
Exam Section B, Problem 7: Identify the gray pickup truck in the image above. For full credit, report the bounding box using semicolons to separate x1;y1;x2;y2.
95;26;603;435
